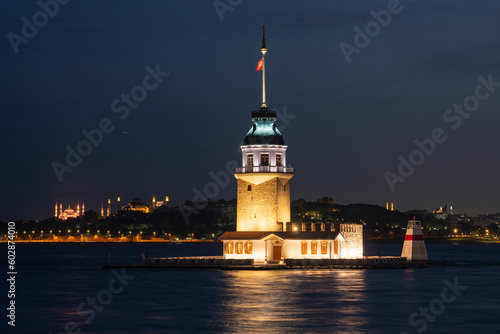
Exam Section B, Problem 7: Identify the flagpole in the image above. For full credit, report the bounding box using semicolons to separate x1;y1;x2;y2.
261;25;267;108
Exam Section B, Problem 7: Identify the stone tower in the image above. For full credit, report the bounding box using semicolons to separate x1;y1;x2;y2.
234;26;294;232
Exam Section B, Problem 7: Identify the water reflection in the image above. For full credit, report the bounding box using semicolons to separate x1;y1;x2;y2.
216;270;369;333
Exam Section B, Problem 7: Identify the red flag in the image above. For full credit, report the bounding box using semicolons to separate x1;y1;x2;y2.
256;58;263;71
443;205;447;212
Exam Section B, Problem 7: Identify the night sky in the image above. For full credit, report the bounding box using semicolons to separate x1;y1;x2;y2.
2;0;500;221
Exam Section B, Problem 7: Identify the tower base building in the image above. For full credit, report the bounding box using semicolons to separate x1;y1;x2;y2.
219;27;363;262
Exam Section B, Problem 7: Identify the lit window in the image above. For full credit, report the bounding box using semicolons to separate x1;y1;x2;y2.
301;223;306;232
321;223;325;232
311;242;318;255
236;242;244;254
226;242;234;254
276;154;282;166
248;185;252;191
261;154;269;166
247;154;253;167
245;242;253;254
333;240;339;255
321;241;328;255
301;241;308;255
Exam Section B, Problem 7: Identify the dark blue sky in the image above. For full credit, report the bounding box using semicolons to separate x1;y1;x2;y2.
2;0;500;220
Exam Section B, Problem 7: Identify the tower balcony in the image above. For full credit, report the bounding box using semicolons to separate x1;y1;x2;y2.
235;165;294;174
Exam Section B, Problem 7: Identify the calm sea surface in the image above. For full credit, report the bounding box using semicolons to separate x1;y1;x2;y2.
6;242;500;333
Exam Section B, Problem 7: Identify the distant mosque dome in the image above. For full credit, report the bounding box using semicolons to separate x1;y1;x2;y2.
243;108;285;145
59;206;78;220
55;200;84;220
122;198;152;213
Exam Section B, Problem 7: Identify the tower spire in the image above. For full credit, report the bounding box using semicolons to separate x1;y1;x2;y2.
261;25;267;108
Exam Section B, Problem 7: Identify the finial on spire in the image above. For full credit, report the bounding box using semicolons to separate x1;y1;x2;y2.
261;25;266;52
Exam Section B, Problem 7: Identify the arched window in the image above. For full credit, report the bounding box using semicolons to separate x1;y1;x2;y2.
235;241;244;254
247;185;252;191
321;241;328;255
245;242;253;254
311;241;318;255
226;242;234;254
301;241;308;255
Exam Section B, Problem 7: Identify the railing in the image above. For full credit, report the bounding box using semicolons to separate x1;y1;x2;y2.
235;166;294;173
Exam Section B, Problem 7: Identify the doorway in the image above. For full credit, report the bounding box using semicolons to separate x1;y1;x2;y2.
273;246;282;261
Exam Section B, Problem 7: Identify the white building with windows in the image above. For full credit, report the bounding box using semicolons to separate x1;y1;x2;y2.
219;27;363;263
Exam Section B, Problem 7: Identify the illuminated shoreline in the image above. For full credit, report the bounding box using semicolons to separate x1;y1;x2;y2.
0;237;218;243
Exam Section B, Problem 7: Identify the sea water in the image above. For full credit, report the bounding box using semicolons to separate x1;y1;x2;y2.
9;242;500;333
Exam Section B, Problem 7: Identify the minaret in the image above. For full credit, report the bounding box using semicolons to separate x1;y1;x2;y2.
55;200;58;218
117;194;121;212
82;200;85;215
234;27;294;232
166;195;169;207
107;198;111;217
386;201;389;210
152;195;156;209
391;201;394;211
59;202;62;216
77;199;80;216
101;204;104;217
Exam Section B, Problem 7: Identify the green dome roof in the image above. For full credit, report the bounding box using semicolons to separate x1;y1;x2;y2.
243;108;285;145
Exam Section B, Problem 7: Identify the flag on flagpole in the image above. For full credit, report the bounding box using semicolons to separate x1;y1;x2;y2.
256;58;263;71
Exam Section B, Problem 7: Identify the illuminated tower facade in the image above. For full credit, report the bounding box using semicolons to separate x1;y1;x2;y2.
234;26;294;232
107;198;111;217
55;200;58;218
117;195;121;212
152;195;156;209
76;200;80;216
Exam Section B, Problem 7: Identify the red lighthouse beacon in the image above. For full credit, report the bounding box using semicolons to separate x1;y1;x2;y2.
401;217;428;261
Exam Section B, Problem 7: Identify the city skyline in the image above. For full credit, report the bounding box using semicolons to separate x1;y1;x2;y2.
2;1;500;221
